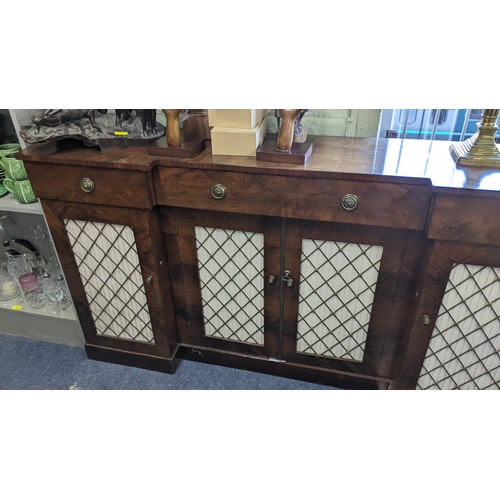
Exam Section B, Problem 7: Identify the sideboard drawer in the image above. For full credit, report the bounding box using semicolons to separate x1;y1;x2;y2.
281;177;431;230
24;162;155;209
155;167;281;216
428;194;500;245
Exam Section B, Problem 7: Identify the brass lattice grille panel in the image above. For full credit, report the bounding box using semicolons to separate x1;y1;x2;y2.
64;220;155;344
296;239;383;361
417;264;500;390
194;226;264;345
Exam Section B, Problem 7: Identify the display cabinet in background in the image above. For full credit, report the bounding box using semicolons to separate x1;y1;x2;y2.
1;109;84;347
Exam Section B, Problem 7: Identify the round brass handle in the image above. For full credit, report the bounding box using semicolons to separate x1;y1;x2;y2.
341;194;358;211
211;184;227;200
80;177;95;193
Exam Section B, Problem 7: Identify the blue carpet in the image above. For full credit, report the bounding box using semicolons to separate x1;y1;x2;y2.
0;333;336;390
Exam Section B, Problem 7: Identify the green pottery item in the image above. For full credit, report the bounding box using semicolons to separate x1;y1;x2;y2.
3;178;38;203
1;157;28;181
0;143;21;157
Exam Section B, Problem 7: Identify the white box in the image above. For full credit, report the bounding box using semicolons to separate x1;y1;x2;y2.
208;109;270;129
210;118;267;156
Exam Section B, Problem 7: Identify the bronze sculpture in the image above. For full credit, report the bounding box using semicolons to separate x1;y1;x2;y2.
20;109;164;151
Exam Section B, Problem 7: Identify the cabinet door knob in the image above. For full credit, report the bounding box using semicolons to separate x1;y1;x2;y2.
211;184;227;200
145;275;153;284
421;315;431;325
341;194;358;211
268;275;276;284
80;177;95;193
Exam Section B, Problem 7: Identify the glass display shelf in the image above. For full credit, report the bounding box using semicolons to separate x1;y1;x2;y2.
0;294;77;322
0;192;43;215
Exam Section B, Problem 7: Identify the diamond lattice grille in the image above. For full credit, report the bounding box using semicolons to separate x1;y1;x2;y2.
417;264;500;390
194;226;264;345
64;220;155;344
296;239;383;361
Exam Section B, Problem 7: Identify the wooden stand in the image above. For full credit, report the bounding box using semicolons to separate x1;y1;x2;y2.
148;135;206;158
148;113;208;158
183;113;211;143
257;138;313;165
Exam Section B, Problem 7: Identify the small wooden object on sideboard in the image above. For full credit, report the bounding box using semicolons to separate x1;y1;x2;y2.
148;109;207;158
257;109;313;165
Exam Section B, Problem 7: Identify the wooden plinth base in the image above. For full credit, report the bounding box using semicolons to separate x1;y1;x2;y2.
179;345;392;390
148;136;206;158
85;343;181;374
257;139;313;165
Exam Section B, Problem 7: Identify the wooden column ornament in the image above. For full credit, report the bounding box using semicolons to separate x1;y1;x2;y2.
257;109;313;165
148;109;207;158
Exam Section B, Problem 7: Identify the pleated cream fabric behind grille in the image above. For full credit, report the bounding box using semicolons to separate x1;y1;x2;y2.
417;263;500;390
64;220;155;344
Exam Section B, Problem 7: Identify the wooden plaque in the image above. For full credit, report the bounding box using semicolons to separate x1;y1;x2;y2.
256;139;313;165
148;136;206;158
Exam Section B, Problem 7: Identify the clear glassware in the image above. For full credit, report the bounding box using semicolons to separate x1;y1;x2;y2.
6;255;30;279
55;274;72;311
30;288;47;310
31;270;49;310
30;223;53;264
0;267;21;302
6;255;30;302
45;278;65;315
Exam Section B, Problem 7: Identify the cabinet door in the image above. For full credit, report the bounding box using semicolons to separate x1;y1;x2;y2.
399;241;500;390
41;200;178;360
282;219;421;380
162;208;282;359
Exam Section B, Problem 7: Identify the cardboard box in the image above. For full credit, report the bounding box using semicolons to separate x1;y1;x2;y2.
210;118;267;156
208;109;270;129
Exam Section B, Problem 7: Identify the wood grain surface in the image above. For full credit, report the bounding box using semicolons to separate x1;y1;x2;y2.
42;200;178;358
25;162;156;209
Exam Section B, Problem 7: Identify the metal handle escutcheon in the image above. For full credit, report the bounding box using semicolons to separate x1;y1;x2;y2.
341;194;358;211
211;184;227;200
282;270;294;287
80;177;95;193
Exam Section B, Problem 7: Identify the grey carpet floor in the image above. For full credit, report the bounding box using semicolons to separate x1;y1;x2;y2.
0;333;336;390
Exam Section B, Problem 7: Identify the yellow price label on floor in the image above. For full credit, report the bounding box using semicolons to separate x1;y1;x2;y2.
12;305;23;310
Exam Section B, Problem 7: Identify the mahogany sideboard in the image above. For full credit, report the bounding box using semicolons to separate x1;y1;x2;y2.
17;136;500;390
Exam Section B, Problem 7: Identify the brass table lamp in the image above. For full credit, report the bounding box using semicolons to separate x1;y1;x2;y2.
450;109;500;167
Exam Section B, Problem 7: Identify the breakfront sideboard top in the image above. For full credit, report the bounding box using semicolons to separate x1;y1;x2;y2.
16;136;500;196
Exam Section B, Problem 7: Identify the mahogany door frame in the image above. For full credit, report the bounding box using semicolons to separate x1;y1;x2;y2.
42;200;178;359
281;219;423;380
161;207;282;359
397;239;500;389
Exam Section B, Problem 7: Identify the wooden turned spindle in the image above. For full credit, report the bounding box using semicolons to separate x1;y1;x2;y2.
162;109;183;147
277;109;305;152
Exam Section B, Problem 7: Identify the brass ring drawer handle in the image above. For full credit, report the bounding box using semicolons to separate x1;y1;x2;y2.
80;177;95;193
211;183;227;200
341;194;358;211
